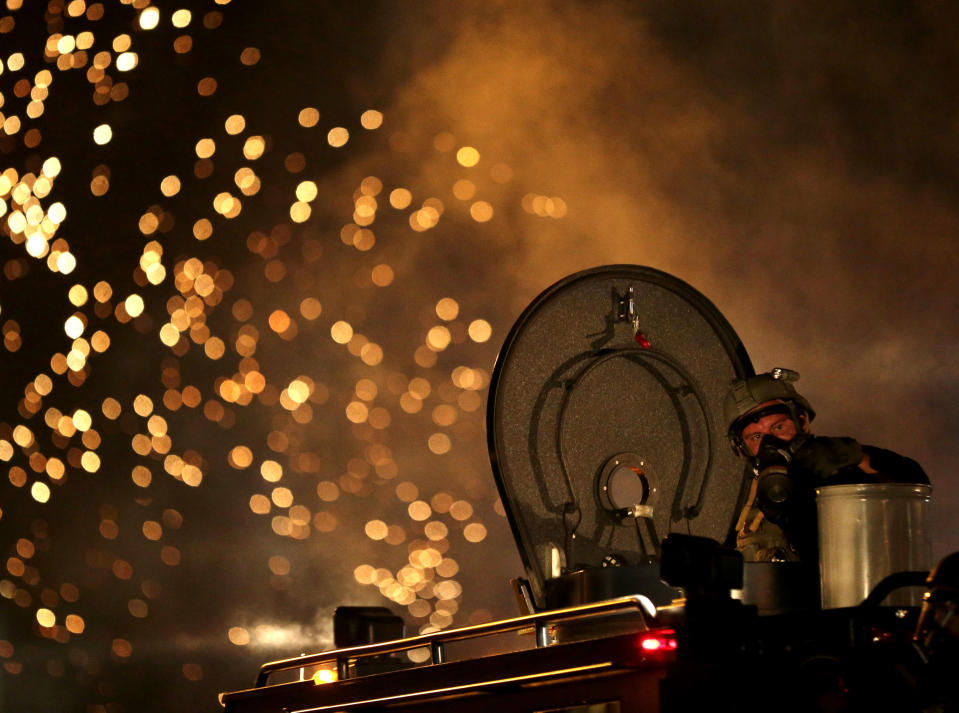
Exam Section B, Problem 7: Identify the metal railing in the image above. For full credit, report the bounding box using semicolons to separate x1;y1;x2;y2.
255;595;651;687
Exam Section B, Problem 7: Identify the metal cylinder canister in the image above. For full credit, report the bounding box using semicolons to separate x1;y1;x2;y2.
817;483;932;608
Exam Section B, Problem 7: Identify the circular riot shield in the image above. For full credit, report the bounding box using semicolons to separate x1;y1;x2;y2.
487;265;753;608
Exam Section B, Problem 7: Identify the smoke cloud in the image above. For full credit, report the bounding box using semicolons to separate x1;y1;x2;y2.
369;0;959;551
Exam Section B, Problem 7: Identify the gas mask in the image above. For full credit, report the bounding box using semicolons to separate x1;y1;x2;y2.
754;432;809;509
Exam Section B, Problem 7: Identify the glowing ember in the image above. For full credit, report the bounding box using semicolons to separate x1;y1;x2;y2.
0;2;552;710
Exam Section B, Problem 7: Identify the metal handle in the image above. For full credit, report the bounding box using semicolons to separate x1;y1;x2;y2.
254;595;650;687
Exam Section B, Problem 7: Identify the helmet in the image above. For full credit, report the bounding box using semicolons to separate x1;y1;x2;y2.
927;551;959;591
724;368;815;457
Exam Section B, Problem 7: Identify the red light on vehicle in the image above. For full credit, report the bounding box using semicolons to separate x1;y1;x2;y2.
638;630;678;653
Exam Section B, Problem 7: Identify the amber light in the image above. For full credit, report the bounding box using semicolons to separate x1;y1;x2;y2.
312;669;337;684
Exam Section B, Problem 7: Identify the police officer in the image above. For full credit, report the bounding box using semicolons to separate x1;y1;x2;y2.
724;368;928;563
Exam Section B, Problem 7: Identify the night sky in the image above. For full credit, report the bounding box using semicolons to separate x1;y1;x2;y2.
1;1;957;711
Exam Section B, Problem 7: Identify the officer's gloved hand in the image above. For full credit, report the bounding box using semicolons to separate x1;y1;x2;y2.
791;436;863;481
